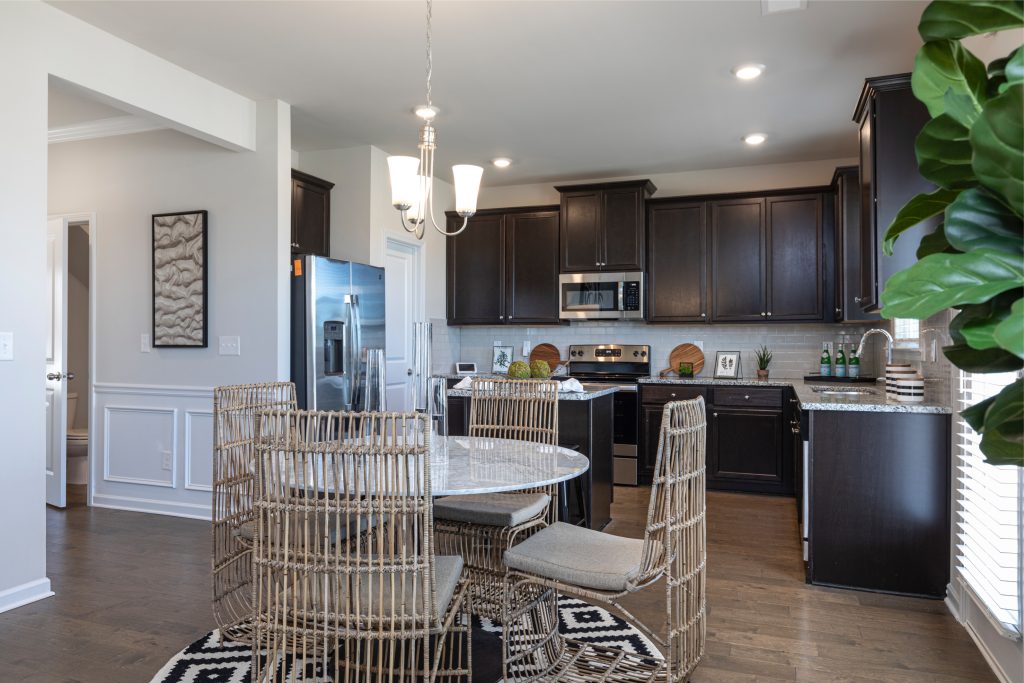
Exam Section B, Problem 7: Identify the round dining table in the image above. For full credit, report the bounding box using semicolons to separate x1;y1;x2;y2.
426;435;589;497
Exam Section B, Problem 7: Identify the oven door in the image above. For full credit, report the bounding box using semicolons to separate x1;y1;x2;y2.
559;272;643;320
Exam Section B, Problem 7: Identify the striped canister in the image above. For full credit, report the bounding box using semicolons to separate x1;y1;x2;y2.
885;363;916;398
893;374;925;402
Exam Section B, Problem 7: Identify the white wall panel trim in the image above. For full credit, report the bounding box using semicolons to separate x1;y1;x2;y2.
91;493;211;521
94;382;212;399
0;578;53;615
184;409;214;492
102;405;177;488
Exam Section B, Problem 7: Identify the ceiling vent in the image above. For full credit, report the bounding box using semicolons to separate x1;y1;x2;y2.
762;0;807;15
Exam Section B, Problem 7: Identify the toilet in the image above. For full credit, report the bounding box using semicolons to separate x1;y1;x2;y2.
66;392;89;485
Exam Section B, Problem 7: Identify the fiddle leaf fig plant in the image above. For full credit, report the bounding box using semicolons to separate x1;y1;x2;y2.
881;0;1023;467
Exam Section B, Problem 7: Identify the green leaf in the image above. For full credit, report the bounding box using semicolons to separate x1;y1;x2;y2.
882;188;960;256
993;298;1024;358
916;224;959;258
943;343;1024;372
943;89;983;128
881;248;1024;318
961;394;995;431
912;40;989;119
944;187;1024;253
916;113;974;188
919;0;1024;41
986;47;1021;96
960;304;1012;350
979;379;1024;466
1004;45;1024;89
971;84;1024;217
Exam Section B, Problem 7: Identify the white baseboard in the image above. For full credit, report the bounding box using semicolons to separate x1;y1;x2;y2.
0;578;54;614
91;493;211;521
962;620;1013;683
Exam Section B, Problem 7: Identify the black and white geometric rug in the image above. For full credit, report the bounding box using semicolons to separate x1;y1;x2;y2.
150;596;660;683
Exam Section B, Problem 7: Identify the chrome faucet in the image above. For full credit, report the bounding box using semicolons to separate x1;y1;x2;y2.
856;328;894;365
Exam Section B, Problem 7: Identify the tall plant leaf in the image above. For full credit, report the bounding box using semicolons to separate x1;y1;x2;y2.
916;113;974;188
882;188;959;255
960;305;1012;350
944;343;1024;373
912;40;988;120
987;47;1021;95
978;379;1024;466
916;224;958;258
881;248;1024;318
1004;45;1024;90
971;84;1024;217
961;394;995;431
993;298;1024;358
919;0;1024;40
944;187;1024;253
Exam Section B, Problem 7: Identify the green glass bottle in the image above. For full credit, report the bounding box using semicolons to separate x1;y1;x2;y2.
836;344;847;378
849;349;861;378
819;343;832;376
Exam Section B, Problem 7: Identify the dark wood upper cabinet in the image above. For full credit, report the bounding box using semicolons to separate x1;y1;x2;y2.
291;169;334;257
766;194;823;321
853;74;937;313
646;200;707;322
832;166;881;322
556;180;655;272
446;206;561;326
505;210;561;323
710;198;765;322
446;213;505;324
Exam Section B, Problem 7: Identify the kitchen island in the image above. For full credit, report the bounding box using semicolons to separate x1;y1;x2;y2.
640;376;953;598
440;376;616;530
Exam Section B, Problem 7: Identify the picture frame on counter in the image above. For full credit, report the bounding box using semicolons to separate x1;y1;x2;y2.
714;351;741;379
492;345;513;373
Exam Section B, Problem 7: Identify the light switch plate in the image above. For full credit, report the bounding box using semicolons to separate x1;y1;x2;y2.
0;332;13;361
219;335;241;356
161;451;172;471
140;333;151;353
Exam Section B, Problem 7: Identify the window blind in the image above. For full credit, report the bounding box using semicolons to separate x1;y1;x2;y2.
955;370;1022;639
893;318;920;343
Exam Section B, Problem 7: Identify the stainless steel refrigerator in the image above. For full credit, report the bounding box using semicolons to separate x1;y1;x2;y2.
291;255;386;411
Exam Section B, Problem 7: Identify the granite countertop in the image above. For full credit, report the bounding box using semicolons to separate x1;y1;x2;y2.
638;376;952;414
446;385;618;401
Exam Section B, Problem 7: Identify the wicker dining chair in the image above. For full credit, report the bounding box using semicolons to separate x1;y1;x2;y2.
250;409;472;683
501;397;707;683
433;378;560;620
212;382;297;643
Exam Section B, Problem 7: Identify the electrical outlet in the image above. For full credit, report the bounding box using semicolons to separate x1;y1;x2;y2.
0;332;13;361
161;451;172;471
219;336;241;356
522;341;532;357
140;333;151;353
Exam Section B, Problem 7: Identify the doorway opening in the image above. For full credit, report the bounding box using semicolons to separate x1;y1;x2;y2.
46;214;95;510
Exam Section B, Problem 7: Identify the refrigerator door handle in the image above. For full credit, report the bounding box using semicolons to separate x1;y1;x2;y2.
345;294;362;410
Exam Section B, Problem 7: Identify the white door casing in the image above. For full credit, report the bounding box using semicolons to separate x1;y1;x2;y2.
45;217;69;508
384;237;424;411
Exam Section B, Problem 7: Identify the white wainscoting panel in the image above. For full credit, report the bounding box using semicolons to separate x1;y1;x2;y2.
103;406;177;487
184;410;214;492
92;383;214;520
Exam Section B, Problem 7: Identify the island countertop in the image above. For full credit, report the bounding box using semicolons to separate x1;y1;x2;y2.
638;377;952;414
445;385;619;401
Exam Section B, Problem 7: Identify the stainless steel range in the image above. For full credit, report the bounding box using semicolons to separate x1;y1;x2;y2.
567;344;651;486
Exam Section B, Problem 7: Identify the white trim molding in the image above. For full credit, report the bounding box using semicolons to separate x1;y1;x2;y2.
949;576;1023;683
0;578;53;615
48;115;164;145
91;493;211;521
184;409;214;492
102;405;178;488
94;382;213;399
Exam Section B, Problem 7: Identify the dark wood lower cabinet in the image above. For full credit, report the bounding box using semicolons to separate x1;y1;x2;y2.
709;408;783;489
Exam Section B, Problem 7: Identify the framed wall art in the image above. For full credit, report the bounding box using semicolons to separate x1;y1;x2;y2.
152;210;208;348
713;351;741;379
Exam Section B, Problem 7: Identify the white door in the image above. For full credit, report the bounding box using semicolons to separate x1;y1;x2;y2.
384;238;423;411
45;217;69;508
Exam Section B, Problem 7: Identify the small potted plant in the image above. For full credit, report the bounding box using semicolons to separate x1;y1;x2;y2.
755;345;773;380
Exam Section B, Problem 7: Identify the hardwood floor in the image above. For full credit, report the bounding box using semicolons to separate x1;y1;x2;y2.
0;487;994;682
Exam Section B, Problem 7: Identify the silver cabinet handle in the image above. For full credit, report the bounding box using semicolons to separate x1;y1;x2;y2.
744;394;750;400
760;312;766;317
791;426;801;434
854;296;863;303
670;392;676;398
767;312;772;317
291;242;300;248
700;312;707;318
713;412;718;418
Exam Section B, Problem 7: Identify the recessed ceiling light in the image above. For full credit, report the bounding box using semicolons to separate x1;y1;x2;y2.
733;63;766;81
743;133;767;146
492;157;512;168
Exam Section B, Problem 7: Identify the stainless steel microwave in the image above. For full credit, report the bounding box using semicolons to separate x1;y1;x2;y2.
558;271;644;320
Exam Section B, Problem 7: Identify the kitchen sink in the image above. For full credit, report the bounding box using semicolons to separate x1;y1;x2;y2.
809;386;877;396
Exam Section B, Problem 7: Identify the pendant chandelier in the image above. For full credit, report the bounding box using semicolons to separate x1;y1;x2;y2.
387;0;483;240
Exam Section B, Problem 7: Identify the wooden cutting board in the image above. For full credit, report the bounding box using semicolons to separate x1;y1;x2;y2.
529;343;565;369
661;343;705;377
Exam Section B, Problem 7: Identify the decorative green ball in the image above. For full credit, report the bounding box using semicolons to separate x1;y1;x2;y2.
530;360;552;379
507;360;531;379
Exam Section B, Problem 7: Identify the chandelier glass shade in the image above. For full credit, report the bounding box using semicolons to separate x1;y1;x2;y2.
387;0;482;239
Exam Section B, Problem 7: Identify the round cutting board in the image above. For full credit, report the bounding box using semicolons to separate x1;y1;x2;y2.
529;343;564;369
663;343;705;376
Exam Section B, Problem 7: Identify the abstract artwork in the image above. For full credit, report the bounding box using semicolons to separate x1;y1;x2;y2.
152;210;208;347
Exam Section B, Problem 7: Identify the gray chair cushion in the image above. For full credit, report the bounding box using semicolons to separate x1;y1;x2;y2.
433;492;550;527
279;555;464;618
504;522;652;592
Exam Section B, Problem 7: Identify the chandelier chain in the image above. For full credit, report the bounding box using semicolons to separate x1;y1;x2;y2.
425;0;433;106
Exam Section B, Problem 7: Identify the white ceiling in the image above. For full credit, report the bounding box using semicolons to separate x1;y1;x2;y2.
49;0;936;186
